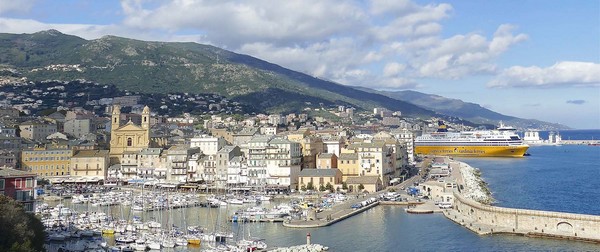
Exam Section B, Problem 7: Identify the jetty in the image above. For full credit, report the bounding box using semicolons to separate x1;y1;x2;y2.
444;159;600;243
560;139;600;145
283;197;380;228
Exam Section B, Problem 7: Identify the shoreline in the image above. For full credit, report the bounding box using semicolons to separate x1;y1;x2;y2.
446;158;600;244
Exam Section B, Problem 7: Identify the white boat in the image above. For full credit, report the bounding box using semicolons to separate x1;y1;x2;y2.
258;195;271;201
161;237;175;248
147;240;161;250
133;239;147;251
175;237;188;246
227;198;244;205
48;233;66;241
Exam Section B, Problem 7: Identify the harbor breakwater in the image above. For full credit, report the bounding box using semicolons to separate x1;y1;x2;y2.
446;161;600;243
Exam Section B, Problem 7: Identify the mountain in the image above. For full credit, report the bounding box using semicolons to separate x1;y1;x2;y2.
0;30;564;129
352;87;569;130
0;30;438;119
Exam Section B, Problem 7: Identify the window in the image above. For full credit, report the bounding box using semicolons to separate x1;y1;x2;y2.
26;178;33;188
0;179;4;190
14;178;22;189
127;138;133;146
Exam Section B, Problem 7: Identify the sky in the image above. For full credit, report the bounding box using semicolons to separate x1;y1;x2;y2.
0;0;598;129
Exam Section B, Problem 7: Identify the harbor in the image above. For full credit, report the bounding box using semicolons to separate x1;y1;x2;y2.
37;144;600;251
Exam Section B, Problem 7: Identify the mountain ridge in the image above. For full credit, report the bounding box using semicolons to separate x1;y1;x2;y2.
0;30;567;129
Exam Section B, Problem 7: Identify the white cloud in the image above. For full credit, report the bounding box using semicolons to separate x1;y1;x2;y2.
0;0;531;91
0;0;35;14
383;62;406;77
488;61;600;88
392;25;528;79
120;0;367;48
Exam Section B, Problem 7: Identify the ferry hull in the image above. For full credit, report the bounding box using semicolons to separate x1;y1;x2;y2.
415;145;529;157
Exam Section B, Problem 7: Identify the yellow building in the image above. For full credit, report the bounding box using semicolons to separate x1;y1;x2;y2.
298;168;342;190
346;176;383;193
21;143;73;177
287;130;324;169
109;105;151;164
71;150;109;179
316;153;337;169
337;153;359;182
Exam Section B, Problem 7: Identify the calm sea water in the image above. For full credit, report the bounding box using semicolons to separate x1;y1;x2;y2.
254;129;600;251
59;130;600;251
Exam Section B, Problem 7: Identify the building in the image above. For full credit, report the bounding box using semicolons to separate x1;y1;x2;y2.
0;167;37;212
391;128;415;164
298;168;342;191
268;114;285;126
19;120;57;141
166;145;200;183
209;128;234;145
137;148;165;180
421;179;456;204
345;176;383;193
337;153;359;182
215;145;242;188
232;128;258;147
190;135;227;155
109;105;151;164
21;143;73;177
264;138;302;189
0;123;16;137
64;118;95;138
316;153;337;169
260;126;278;136
0;150;17;169
0;107;20;118
345;140;395;186
227;156;248;187
323;137;344;157
70;150;109;181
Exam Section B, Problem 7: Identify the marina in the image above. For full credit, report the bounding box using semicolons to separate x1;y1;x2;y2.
37;132;600;251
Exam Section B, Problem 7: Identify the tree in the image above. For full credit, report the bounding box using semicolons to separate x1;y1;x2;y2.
358;184;365;191
301;184;307;191
0;195;46;252
307;181;314;191
325;182;334;192
342;182;348;190
319;184;326;192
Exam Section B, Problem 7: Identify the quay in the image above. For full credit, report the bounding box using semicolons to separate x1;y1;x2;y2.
283;156;600;244
560;139;600;145
283;176;422;228
443;159;600;243
283;201;380;228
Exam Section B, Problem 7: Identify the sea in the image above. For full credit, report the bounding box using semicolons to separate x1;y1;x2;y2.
52;130;600;251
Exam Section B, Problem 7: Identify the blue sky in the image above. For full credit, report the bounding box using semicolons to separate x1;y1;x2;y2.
1;0;598;129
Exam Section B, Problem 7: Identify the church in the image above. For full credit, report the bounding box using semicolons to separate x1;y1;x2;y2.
109;105;151;164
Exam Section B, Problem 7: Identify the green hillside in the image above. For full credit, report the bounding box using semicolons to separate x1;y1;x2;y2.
0;30;436;117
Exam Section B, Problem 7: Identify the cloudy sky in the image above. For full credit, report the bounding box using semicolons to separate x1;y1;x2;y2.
1;0;599;129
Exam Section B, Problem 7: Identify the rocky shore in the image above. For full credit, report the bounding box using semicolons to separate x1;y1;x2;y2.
269;244;329;252
458;162;494;204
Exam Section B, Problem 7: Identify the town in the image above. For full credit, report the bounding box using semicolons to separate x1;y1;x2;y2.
0;80;469;200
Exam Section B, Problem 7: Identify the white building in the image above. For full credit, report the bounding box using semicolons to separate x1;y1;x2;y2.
264;138;302;188
323;137;344;157
190;135;227;155
227;156;248;186
390;128;415;165
268;114;286;126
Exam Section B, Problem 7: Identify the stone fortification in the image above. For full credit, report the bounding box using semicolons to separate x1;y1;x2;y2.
447;161;600;243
